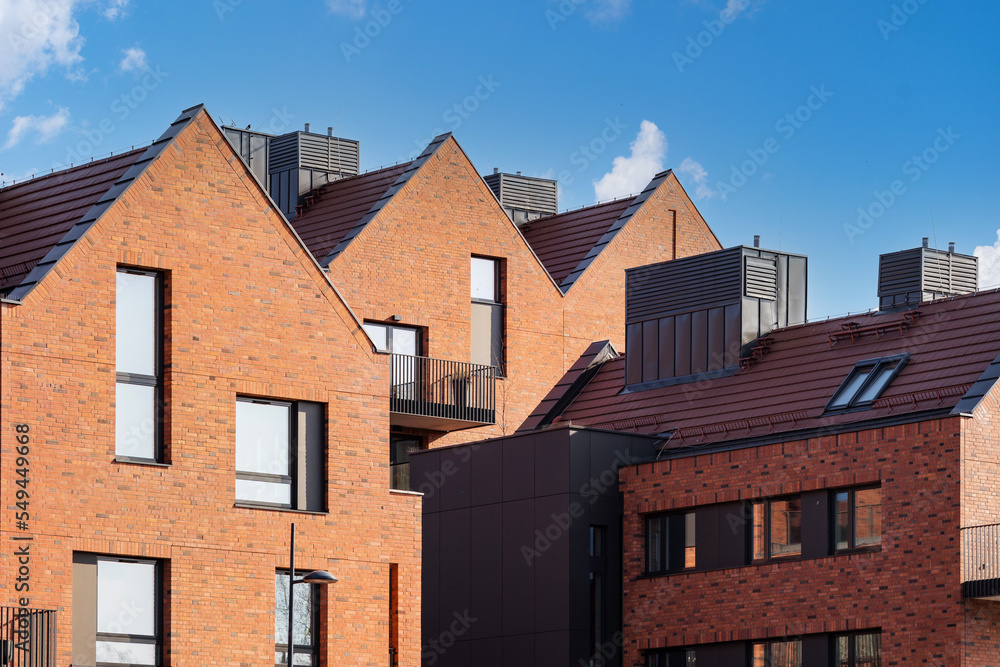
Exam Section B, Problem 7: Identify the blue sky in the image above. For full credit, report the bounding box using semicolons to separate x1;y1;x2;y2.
1;0;998;319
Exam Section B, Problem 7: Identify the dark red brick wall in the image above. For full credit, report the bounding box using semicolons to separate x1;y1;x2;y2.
0;111;422;665
964;600;1000;667
621;418;965;666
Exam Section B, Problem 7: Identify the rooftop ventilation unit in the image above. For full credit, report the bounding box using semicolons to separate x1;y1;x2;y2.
221;123;360;218
624;246;807;388
483;171;558;225
877;241;977;310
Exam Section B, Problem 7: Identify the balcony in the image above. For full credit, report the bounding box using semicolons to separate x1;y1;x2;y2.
0;606;56;667
389;354;496;432
962;523;1000;599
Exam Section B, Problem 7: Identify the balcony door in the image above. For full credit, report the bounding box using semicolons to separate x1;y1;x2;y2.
364;322;422;400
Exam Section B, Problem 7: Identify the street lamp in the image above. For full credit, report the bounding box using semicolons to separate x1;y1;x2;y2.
287;523;337;666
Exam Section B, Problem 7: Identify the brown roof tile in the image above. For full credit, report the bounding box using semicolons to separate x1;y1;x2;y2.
0;150;144;294
549;289;1000;448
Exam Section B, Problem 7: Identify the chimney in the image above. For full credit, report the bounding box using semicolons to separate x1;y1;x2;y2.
483;171;558;225
878;241;977;310
754;235;760;248
624;245;808;387
922;237;929;248
304;122;311;133
327;127;334;137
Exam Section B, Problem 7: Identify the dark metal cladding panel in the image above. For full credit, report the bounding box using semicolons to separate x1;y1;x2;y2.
502;635;535;667
717;501;747;569
268;132;298;173
802;635;829;665
741;297;759;352
626;323;642;385
758;298;777;335
299;402;325;512
625;247;743;323
695;505;721;570
422;513;441;645
439;509;472;636
786;255;808;325
533;430;570;497
642;319;659;382
691;310;709;374
658;317;675;379
533;496;571;632
724;304;741;368
470;504;504;639
503;436;536;501
744;255;778;300
439;448;472;512
775;254;788;327
411;449;441;513
801;490;829;559
485;173;558;215
502;500;536;637
470;639;503;667
471;442;503;506
707;307;726;371
717;642;748;667
675;313;692;377
535;632;571;667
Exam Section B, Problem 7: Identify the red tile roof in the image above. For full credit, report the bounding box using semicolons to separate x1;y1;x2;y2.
518;340;618;432
289;163;411;263
538;289;1000;449
520;198;634;287
0;150;144;294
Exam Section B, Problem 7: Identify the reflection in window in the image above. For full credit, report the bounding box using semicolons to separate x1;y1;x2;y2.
390;435;422;491
836;631;882;667
752;639;802;667
835;487;882;551
470;256;504;371
236;399;292;506
94;558;159;667
115;269;162;461
827;356;907;411
276;571;319;665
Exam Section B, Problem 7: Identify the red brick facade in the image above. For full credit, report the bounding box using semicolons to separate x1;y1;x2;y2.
0;110;422;665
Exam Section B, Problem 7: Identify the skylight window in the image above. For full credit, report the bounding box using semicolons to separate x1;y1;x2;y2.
827;354;908;411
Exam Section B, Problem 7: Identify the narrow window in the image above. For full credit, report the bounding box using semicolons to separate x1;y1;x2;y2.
752;496;802;561
389;564;399;667
834;631;882;666
684;512;696;568
833;487;882;552
470;256;504;372
647;515;664;573
589;525;607;659
827;355;907;411
115;268;163;461
751;639;802;667
275;571;319;665
236;398;326;512
73;553;162;667
389;434;422;491
645;513;695;574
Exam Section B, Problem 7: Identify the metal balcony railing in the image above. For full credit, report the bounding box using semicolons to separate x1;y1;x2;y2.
389;354;496;427
0;606;56;667
962;523;1000;598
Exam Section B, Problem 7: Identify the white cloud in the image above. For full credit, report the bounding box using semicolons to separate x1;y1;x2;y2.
677;157;715;200
721;0;764;22
101;0;130;20
327;0;366;18
594;120;667;201
4;106;71;149
974;229;1000;289
586;0;631;24
0;0;85;107
118;46;146;73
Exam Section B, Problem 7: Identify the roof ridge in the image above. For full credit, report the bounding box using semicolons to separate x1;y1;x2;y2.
0;148;147;193
294;161;413;218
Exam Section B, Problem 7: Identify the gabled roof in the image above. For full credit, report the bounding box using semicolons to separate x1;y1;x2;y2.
0;104;209;301
519;340;619;432
529;289;1000;450
290;134;451;267
0;150;144;297
520;170;673;292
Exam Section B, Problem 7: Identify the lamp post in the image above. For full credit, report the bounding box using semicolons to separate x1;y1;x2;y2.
287;523;337;665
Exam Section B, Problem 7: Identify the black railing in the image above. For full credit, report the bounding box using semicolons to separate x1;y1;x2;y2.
0;606;56;667
390;354;496;426
962;523;1000;598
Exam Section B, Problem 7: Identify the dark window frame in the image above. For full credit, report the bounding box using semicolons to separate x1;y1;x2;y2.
115;267;165;464
275;570;321;666
645;511;696;575
752;495;803;562
91;554;163;667
362;321;424;356
750;637;803;667
470;255;506;374
389;434;423;491
825;354;909;412
832;486;882;553
235;397;326;513
831;630;882;667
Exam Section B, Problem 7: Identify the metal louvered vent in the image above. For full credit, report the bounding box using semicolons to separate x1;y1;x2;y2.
483;172;557;224
745;256;777;300
878;244;978;310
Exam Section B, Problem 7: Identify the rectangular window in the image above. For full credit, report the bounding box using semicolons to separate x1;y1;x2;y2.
72;553;162;667
834;631;881;667
115;268;163;461
470;256;504;372
646;648;697;666
390;434;422;491
827;355;907;411
834;487;882;551
275;571;319;665
365;322;423;403
236;397;326;511
646;512;695;574
752;496;802;560
589;525;608;659
752;639;802;667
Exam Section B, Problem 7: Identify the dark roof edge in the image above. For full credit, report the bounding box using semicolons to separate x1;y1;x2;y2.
560;170;672;293
5;104;207;302
644;407;959;463
410;421;661;456
536;341;619;428
320;133;452;266
951;349;1000;415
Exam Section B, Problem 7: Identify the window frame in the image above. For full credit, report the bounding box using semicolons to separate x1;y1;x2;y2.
750;637;803;667
752;495;803;562
389;434;423;491
825;354;908;412
275;570;321;666
832;486;882;553
470;255;505;374
87;554;163;667
645;511;696;575
362;321;423;356
115;267;165;464
832;630;882;667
